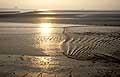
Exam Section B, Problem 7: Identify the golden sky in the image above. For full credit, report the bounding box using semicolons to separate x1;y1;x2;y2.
0;0;120;10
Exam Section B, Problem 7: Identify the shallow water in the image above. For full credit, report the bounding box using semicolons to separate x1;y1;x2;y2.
0;22;120;77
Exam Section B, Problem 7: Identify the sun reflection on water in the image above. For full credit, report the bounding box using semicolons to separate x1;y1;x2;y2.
35;23;53;54
40;23;53;34
34;23;63;55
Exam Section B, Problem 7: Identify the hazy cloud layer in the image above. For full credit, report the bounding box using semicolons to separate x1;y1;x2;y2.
0;0;120;10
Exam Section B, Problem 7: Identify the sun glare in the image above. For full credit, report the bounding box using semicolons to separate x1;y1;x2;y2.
40;23;52;34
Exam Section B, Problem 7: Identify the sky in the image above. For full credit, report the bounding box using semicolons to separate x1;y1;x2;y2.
0;0;120;10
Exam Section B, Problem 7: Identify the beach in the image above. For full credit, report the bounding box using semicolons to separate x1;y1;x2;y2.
0;11;120;77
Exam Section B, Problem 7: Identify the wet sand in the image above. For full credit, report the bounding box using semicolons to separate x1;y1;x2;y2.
0;26;120;77
0;55;120;77
0;11;120;77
